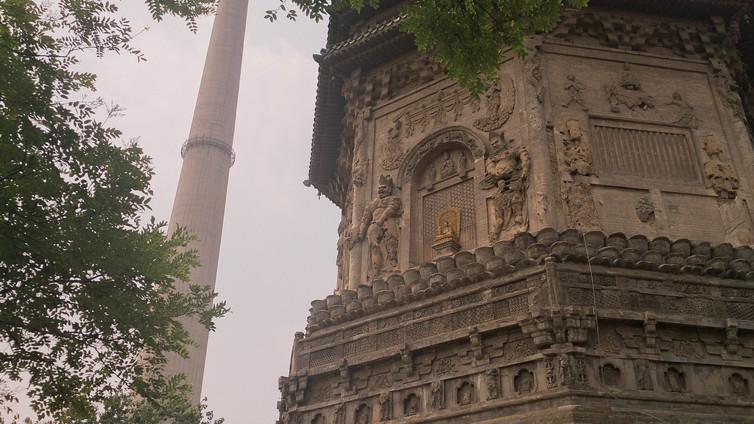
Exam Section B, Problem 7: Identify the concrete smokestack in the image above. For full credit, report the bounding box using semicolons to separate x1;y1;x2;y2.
164;0;248;404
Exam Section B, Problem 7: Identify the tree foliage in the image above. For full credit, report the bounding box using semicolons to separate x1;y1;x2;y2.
265;0;588;94
0;0;227;421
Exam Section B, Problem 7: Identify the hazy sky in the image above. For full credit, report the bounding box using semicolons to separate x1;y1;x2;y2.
83;2;334;422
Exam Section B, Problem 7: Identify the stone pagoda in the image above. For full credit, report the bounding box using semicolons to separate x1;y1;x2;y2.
279;1;754;422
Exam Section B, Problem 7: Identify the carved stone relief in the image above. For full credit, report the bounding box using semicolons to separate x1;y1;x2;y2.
514;369;535;394
526;46;544;104
559;355;574;387
635;361;654;391
701;135;739;199
378;392;391;421
342;52;445;112
457;381;475;405
729;373;750;398
354;403;371;424
404;393;420;416
545;358;557;388
666;91;699;128
481;131;530;243
605;64;655;114
430;380;444;409
563;119;592;176
380;118;406;170
400;129;485;184
352;108;370;186
664;367;686;393
600;364;622;387
381;84;496;167
333;404;345;424
711;59;747;121
719;197;754;245
432;207;462;257
550;11;728;62
486;369;501;400
421;149;471;189
351;175;402;279
591;120;701;183
635;196;655;223
473;76;516;132
563;74;588;111
563;181;600;232
336;216;351;291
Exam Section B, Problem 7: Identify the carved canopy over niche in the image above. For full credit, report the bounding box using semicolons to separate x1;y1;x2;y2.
398;127;486;186
401;128;487;263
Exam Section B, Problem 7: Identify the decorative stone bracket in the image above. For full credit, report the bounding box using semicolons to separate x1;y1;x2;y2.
519;308;596;349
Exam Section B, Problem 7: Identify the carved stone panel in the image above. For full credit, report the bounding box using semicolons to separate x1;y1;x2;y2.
421;178;476;262
590;120;701;185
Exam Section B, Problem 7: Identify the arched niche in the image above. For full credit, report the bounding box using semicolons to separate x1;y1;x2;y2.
397;127;487;264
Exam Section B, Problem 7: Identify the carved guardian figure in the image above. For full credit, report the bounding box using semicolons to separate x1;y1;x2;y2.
352;175;402;278
481;132;530;243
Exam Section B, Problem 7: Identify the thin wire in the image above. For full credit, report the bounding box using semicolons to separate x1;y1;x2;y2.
581;232;601;348
580;232;670;424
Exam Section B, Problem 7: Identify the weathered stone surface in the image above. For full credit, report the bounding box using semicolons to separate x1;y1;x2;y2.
283;1;754;422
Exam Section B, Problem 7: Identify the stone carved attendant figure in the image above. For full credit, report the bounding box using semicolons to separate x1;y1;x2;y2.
486;369;501;400
439;151;457;178
404;393;420;416
666;91;698;128
702;135;739;199
352;108;370;186
563;74;588;111
333;403;345;424
563;120;591;176
481;131;530;243
381;118;405;170
355;404;371;424
335;217;350;290
430;380;444;409
605;63;654;113
352;175;402;279
474;76;515;131
378;392;391;421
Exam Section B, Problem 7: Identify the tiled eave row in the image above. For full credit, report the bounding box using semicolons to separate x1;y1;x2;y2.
304;228;754;334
